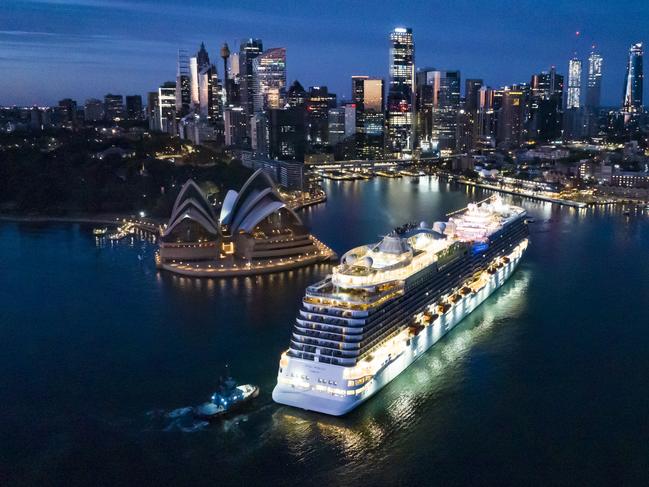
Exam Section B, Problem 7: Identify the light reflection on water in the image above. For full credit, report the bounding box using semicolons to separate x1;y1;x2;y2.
268;270;531;465
4;179;649;485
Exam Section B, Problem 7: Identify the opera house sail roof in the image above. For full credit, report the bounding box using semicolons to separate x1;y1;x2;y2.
156;171;335;276
219;169;306;236
161;179;219;244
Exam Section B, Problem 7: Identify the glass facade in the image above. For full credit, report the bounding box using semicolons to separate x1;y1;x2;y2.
387;27;414;155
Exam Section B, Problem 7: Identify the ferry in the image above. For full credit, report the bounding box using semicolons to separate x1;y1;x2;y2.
272;196;529;415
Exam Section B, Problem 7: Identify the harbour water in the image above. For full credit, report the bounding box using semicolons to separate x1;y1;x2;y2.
2;177;649;485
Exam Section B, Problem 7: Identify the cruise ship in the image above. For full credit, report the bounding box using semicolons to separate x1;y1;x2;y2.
272;197;529;416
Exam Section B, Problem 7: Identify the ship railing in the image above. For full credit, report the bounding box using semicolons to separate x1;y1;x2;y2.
295;322;363;337
292;329;362;346
290;340;360;357
298;310;365;326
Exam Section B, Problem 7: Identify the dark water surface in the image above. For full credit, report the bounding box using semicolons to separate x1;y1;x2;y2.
1;177;649;486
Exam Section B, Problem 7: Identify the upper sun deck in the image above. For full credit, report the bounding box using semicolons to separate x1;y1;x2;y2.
330;197;525;289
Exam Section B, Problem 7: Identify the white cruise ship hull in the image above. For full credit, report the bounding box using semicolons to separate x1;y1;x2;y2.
272;246;525;416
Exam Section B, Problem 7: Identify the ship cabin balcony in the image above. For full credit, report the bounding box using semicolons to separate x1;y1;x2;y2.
295;320;364;338
302;301;370;318
292;329;361;347
289;340;361;359
297;310;365;327
286;348;357;366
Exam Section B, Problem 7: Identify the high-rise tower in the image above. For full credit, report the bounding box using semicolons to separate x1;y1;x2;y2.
567;55;582;109
622;42;643;115
197;42;210;70
175;50;191;117
586;46;603;109
239;39;263;115
220;42;231;105
252;48;286;113
387;27;414;156
529;66;564;141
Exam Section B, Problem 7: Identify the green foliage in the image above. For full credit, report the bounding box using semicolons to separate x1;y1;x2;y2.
0;129;252;217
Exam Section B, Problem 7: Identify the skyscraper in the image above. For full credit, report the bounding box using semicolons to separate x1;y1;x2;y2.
252;48;286;113
239;38;263;115
528;66;564;141
622;42;643;115
286;80;307;107
496;85;527;147
197;42;210;70
327;107;346;147
567;56;582;109
176;50;191;118
189;56;200;107
416;69;460;152
387;27;414;156
586;47;603;109
146;91;158;130
305;86;336;146
459;79;483;152
584;46;603;137
564;55;584;139
158;82;177;134
352;76;385;159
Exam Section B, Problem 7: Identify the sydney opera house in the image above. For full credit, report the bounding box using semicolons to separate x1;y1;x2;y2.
157;170;334;276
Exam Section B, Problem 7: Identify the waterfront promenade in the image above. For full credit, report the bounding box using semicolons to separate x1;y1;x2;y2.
455;179;589;208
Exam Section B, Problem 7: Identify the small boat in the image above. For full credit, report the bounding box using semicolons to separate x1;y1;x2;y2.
193;376;259;421
93;227;108;236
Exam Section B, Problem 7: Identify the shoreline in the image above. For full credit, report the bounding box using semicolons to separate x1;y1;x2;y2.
0;213;166;226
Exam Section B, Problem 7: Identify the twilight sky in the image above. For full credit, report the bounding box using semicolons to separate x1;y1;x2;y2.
1;0;647;107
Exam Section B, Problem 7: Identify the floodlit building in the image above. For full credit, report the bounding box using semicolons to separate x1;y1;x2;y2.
622;43;644;118
253;48;286;113
158;180;220;262
387;27;414;156
219;169;320;261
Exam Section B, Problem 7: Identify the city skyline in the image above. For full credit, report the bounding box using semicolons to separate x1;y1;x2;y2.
1;0;648;106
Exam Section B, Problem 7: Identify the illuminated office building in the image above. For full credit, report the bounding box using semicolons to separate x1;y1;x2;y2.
306;86;336;146
567;56;582;109
158;82;177;134
387;27;414;156
564;56;584;139
584;47;603;137
352;75;385;159
622;43;643;117
253;48;286;113
239;38;264;114
586;47;603;109
176;50;191;118
416;69;460;152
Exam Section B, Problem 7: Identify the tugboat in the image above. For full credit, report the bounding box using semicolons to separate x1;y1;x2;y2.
193;375;259;421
